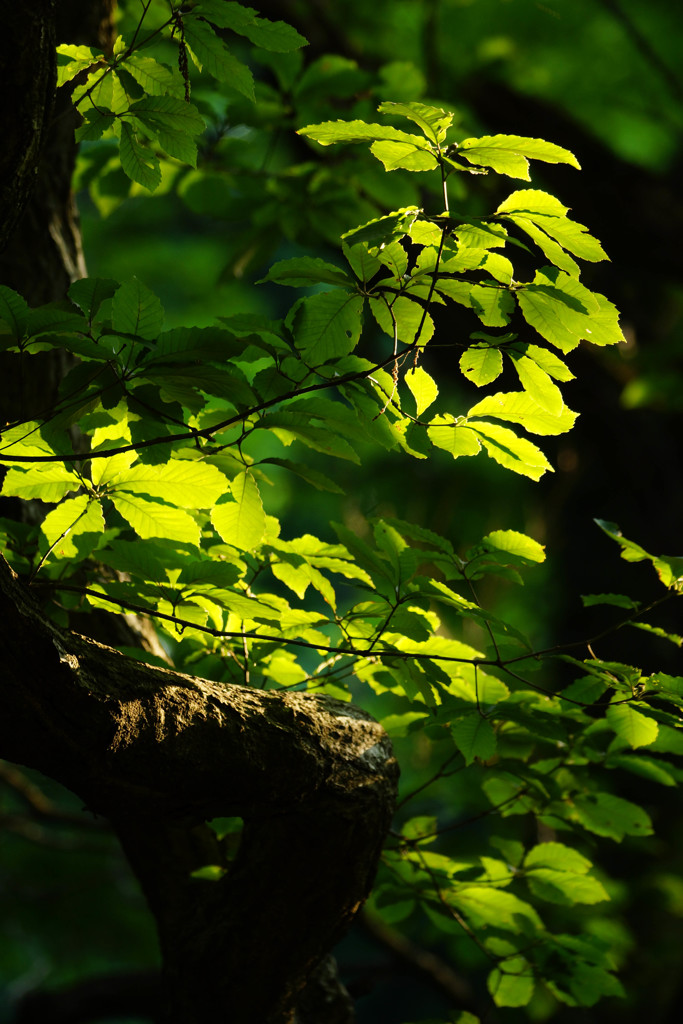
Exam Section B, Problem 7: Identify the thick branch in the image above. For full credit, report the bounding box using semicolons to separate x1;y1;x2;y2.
0;555;398;1022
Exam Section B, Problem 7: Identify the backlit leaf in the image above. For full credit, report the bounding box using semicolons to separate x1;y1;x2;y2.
378;101;453;143
211;471;266;551
459;135;580;180
606;702;659;749
111;493;200;545
460;344;503;386
405;366;438;415
428;415;481;458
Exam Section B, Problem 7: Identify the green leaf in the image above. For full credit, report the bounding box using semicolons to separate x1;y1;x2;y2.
75;108;112;143
370;139;438;172
343;241;382;283
525;841;593;873
516;268;616;353
497;190;607;263
190;864;226;881
123;55;184;97
524;842;609;905
211;471;266;551
68;278;119;321
507;216;580;275
405;366;438;415
605;702;658;749
467;391;577;436
581;592;639;609
570;792;653;841
378;101;453;144
594;519;653;563
460;344;503;386
127;95;206;165
113;459;227;508
605;753;676;787
488;966;535;1008
370;294;433;346
482;530;545;564
40;496;104;561
342;207;420;248
458;135;580;179
298;120;432;149
0;286;29;341
507;351;564;415
260;412;360;463
293;291;363;364
183;17;255;99
451;714;497;765
111;493;200;545
118;122;162;191
469;285;515;327
72;67;127;114
376;240;408;280
581;291;625;347
454;221;508;249
261;257;350;288
427;415;481;458
2;465;82;503
178;560;242;589
467;421;553;480
56;44;103;86
260;458;343;494
111;278;164;340
630;621;683;646
0;421;63;460
523;343;574;382
197;0;307;51
451;887;542;933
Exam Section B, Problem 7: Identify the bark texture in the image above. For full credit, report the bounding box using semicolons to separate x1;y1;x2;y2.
0;1;57;254
0;555;398;1022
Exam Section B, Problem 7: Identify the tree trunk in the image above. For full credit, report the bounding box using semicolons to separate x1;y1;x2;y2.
0;4;398;1020
0;556;398;1022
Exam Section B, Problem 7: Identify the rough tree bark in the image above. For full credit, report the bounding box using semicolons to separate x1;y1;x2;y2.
0;3;399;1021
0;556;398;1022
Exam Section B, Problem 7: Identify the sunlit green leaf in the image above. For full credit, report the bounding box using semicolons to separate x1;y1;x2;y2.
405;365;438;415
299;120;432;149
378;101;453;143
40;495;104;561
2;465;81;503
427;415;481;458
111;493;200;545
467;421;553;480
211;471;266;551
458;135;580;179
605;702;658;749
460;344;503;386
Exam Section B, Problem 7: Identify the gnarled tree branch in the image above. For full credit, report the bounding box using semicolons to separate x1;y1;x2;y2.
0;555;398;1023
